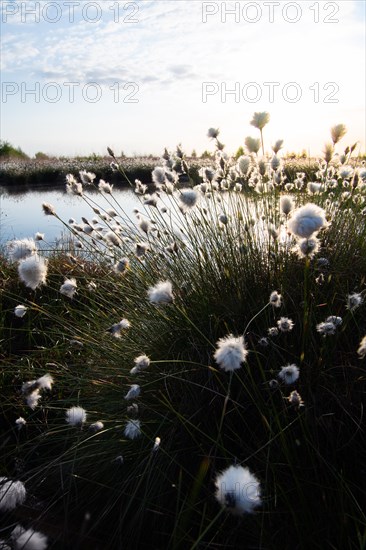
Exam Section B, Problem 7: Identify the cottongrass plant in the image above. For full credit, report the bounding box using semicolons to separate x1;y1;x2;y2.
0;118;365;549
11;526;48;550
0;478;26;512
215;464;262;515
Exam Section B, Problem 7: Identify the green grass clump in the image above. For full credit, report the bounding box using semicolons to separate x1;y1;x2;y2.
1;126;366;550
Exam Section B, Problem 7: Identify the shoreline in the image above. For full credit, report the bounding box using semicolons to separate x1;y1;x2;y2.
0;157;323;188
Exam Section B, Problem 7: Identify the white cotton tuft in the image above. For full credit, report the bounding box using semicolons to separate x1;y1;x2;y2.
0;478;27;512
180;189;198;209
295;237;320;259
7;239;37;263
148;281;174;304
11;525;48;550
288;203;328;239
269;291;282;308
215;465;261;514
346;292;363;311
36;374;54;391
316;321;336;336
214;334;248;372
109;319;131;338
18;255;48;290
15;417;26;430
357;335;366;359
98;180;113;194
42;203;56;216
277;317;294;332
279;195;294;216
14;305;28;318
25;390;42;410
130;355;150;374
114;258;129;274
278;364;299;385
60;278;77;299
124;419;141;439
124;384;141;400
89;421;104;432
66;406;87;426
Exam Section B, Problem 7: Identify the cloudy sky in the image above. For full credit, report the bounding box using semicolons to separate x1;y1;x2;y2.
1;0;365;157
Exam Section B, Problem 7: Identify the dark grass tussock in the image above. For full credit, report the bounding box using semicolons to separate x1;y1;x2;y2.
1;130;366;549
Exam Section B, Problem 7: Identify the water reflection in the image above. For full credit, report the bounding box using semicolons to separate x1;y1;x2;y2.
0;185;139;244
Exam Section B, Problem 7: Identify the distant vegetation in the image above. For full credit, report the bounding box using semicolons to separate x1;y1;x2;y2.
1;140;364;189
0;140;29;160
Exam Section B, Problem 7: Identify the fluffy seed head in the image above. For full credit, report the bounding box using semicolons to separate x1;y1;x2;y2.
316;321;336;336
272;139;284;154
279;195;294;216
11;525;48;550
0;478;27;512
207;127;220;139
66;406;87;426
245;136;261;155
307;182;322;194
214;334;248;372
152;167;166;187
153;437;161;451
98;179;113;194
331;123;347;145
215;465;261;515
124;384;141;400
89;421;104;432
148;281;174;304
357;335;366;359
296;237;320;259
323;143;334;163
124;419;141;439
42;202;56;216
250;111;270;130
346;292;363;311
109;319;131;338
7;238;37;262
105;231;122;247
278;364;299;385
79;170;96;184
287;390;304;408
180;189;199;209
36;374;54;391
18;255;48;290
14;305;28;318
15;417;26;430
269;291;282;308
288;203;328;239
115;258;130;274
138;217;152;234
60;278;77;299
136;242;149;258
326;316;342;326
237;155;251;175
25;390;42;410
66;174;83;195
277;317;294;332
130;355;150;374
